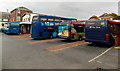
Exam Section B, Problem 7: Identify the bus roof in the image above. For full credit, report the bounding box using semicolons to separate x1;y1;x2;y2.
72;22;85;25
109;20;120;24
86;20;120;25
35;14;77;20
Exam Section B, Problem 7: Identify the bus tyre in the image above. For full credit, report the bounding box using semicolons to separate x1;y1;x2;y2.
49;35;53;39
78;36;82;41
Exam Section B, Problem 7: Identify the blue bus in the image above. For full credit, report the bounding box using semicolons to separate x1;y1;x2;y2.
85;20;120;46
31;15;77;39
2;21;20;34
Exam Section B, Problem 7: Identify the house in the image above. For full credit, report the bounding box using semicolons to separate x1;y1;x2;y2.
89;15;100;20
22;13;38;23
0;12;10;29
19;13;38;34
99;13;114;20
9;6;33;22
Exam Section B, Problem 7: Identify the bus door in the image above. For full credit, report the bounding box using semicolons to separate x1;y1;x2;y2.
47;26;58;38
85;20;108;42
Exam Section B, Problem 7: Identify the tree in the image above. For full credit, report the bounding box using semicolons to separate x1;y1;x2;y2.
99;13;120;20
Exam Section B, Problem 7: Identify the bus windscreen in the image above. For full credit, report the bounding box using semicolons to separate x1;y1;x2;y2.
86;21;106;27
10;23;19;26
32;16;38;21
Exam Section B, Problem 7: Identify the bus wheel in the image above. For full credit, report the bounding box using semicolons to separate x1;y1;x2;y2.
6;33;9;35
49;35;53;39
78;36;82;41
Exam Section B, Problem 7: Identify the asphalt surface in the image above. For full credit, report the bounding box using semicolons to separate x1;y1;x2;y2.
1;32;119;69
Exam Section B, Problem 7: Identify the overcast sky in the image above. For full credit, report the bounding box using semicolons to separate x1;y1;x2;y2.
0;0;119;20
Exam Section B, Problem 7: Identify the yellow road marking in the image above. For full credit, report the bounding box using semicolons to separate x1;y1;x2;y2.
46;41;88;51
28;38;62;44
114;46;120;49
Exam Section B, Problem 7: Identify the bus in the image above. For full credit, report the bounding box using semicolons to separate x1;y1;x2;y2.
58;22;85;40
31;15;77;39
2;21;20;34
85;20;120;46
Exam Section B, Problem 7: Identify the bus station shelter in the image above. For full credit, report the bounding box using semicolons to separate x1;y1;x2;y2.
19;22;31;34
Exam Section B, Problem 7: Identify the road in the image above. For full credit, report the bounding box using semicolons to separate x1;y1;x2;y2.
1;32;119;69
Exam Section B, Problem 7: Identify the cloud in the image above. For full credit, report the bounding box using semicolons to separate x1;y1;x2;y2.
0;2;118;20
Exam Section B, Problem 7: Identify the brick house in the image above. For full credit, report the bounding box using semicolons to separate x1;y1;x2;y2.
99;13;114;20
9;6;33;22
0;12;10;28
19;13;38;34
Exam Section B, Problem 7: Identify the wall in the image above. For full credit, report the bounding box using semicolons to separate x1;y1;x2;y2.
10;9;32;22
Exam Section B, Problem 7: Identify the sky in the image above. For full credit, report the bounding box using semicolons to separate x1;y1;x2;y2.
0;0;119;20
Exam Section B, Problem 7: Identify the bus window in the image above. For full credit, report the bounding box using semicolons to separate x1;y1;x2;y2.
72;20;77;22
11;23;19;26
59;22;69;26
41;22;45;26
44;22;54;26
55;18;60;22
49;22;54;26
47;27;55;32
45;22;49;26
32;16;38;21
41;17;47;21
48;18;54;22
86;21;106;28
109;24;120;34
73;24;84;32
71;28;76;33
63;27;69;31
61;20;65;22
55;23;59;26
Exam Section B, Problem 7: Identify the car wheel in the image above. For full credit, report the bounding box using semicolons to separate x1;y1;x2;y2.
79;36;82;41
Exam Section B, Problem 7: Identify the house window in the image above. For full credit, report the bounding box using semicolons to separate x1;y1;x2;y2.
17;10;20;14
16;16;20;21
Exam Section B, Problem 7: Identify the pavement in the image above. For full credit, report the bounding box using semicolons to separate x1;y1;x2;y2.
0;33;2;70
1;32;119;69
